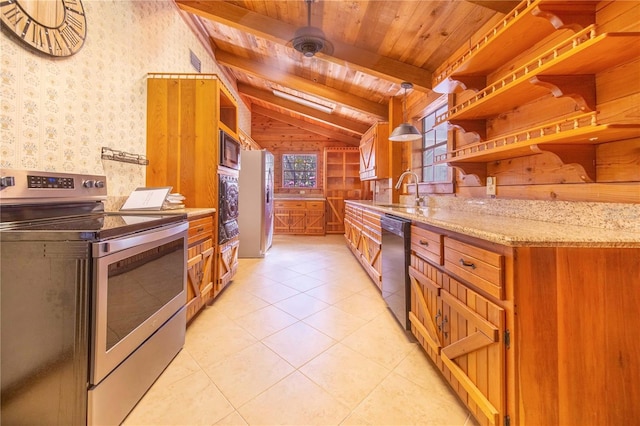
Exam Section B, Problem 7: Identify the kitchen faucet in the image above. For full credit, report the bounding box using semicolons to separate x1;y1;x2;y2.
395;169;424;206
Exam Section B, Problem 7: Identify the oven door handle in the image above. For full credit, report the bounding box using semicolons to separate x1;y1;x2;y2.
97;222;188;256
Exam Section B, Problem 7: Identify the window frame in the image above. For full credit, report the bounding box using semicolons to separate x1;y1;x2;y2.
281;153;318;189
420;100;450;185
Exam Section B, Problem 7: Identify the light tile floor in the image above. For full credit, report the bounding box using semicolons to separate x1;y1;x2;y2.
124;235;477;426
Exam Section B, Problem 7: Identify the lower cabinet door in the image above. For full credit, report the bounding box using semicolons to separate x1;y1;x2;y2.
216;237;239;297
410;257;506;426
439;278;506;426
274;210;290;234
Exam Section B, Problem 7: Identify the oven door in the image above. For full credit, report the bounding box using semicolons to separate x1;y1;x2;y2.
90;222;188;385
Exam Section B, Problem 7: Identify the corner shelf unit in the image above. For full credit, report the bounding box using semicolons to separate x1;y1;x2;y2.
324;147;362;234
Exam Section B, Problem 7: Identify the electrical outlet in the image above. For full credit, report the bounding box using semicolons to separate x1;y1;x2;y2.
486;177;497;196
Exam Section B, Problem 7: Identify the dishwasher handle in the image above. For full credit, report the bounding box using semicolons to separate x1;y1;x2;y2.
381;215;410;237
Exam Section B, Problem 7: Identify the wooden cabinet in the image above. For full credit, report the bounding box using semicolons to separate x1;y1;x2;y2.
215;236;238;297
147;74;241;299
408;221;640;426
432;2;640;183
359;122;390;181
324;147;362;234
146;74;238;208
274;200;325;235
344;202;382;289
410;228;506;426
186;214;215;323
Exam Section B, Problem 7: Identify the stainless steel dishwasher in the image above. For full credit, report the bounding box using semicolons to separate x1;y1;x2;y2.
381;214;412;331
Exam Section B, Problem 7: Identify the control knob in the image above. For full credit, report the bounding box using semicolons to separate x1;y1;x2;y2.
83;180;95;188
1;176;16;188
95;180;105;188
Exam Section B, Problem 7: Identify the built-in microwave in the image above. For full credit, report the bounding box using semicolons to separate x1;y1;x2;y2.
219;130;241;170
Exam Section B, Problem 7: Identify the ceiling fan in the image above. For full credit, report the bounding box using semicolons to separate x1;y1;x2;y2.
290;0;333;57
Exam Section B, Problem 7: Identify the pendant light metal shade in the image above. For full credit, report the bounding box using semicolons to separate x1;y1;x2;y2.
389;123;421;141
389;82;421;142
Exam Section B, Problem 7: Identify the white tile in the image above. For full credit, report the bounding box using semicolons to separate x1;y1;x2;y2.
234;305;298;340
237;371;350;425
262;321;335;367
203;342;294;407
273;292;329;319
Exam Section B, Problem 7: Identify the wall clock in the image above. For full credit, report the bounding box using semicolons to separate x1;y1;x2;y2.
0;0;86;57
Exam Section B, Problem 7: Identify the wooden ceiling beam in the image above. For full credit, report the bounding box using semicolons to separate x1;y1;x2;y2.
176;0;433;92
215;50;388;120
252;105;360;146
238;83;370;135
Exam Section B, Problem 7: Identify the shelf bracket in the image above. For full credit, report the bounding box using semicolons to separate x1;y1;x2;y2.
529;75;596;112
450;119;487;142
530;144;596;182
448;162;487;186
436;75;487;93
532;3;596;32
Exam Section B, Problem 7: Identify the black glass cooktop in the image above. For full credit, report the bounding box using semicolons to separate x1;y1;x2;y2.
0;212;186;241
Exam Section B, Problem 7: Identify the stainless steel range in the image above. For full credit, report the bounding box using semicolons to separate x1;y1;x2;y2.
0;169;188;425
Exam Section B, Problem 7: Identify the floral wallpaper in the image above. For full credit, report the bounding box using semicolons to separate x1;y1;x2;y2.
0;0;250;197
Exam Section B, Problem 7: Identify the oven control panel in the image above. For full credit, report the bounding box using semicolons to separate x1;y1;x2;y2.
0;168;107;204
27;175;75;189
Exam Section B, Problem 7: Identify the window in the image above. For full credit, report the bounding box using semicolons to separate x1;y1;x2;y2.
282;153;317;188
421;103;449;183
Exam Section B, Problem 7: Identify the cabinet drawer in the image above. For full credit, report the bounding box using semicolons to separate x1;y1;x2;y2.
306;201;325;210
362;209;381;232
188;216;213;246
274;200;306;209
444;238;504;300
411;226;443;265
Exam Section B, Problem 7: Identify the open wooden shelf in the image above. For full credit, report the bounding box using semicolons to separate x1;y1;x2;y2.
436;112;640;181
437;27;640;124
432;0;598;93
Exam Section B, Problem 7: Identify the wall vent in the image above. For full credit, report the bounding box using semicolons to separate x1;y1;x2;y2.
190;50;201;73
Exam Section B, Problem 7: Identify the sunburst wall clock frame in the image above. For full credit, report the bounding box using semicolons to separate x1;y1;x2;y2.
1;0;86;57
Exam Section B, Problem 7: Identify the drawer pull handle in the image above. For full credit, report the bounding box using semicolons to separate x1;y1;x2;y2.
459;259;476;269
419;239;429;246
197;227;204;232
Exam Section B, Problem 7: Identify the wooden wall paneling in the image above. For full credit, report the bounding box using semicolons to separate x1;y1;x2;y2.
253;114;353;194
596;139;640;182
596;0;640;32
456;182;640;203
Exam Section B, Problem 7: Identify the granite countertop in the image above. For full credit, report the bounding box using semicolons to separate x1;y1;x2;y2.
347;200;640;248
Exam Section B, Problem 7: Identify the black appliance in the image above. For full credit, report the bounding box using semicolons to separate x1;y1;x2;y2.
381;214;412;332
218;173;239;244
0;168;188;426
219;129;241;171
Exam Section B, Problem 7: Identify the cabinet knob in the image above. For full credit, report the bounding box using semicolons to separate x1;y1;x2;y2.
419;239;429;246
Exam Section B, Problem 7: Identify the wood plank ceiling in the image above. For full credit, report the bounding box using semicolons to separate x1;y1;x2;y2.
176;0;509;145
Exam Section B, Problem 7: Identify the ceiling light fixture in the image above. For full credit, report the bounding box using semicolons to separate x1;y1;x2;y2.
389;82;421;142
273;89;334;114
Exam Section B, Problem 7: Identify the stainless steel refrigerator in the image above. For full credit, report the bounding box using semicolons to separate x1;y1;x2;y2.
238;149;274;258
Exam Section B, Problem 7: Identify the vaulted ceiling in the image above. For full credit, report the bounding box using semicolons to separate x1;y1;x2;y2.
176;0;513;144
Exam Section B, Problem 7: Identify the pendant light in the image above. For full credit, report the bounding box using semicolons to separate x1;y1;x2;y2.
389;82;421;142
